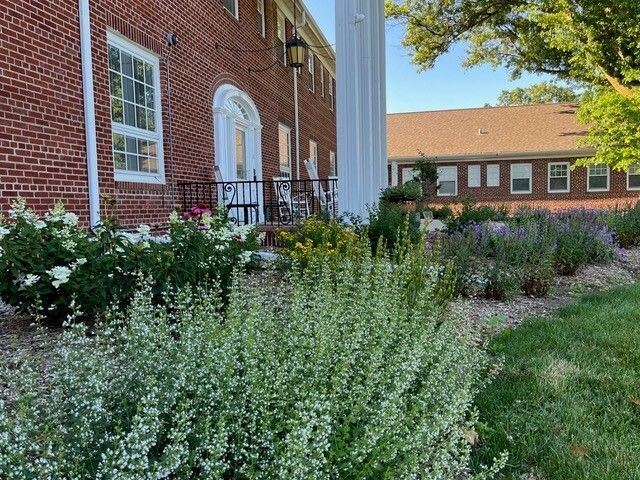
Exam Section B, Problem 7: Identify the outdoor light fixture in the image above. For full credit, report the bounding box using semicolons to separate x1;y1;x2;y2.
286;35;307;68
286;0;308;69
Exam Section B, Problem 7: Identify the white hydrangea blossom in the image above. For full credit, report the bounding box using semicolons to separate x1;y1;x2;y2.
0;226;10;239
47;266;72;288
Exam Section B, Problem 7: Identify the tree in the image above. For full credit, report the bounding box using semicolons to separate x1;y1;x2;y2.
496;82;581;106
386;0;640;169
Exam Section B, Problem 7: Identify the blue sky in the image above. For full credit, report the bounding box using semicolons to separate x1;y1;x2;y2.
304;0;551;113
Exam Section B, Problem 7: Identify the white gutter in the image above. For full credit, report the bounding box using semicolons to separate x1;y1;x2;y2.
389;148;597;165
79;0;100;226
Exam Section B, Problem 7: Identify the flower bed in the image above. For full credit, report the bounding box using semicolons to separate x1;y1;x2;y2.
0;200;260;323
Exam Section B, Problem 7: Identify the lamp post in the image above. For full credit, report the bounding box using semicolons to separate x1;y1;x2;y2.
285;1;308;180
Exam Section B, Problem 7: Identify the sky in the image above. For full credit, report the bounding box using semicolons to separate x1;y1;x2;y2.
304;0;552;113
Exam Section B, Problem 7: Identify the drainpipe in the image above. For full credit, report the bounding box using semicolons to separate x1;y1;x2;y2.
293;67;301;180
79;0;100;227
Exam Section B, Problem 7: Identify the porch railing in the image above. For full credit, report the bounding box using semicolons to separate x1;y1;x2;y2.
178;178;339;227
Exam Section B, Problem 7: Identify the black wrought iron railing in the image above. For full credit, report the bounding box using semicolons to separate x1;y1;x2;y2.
178;178;339;226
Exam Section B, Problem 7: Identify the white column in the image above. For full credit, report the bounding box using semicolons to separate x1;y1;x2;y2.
336;0;387;219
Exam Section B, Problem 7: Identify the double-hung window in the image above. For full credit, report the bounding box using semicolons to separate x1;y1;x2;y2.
487;164;500;187
108;33;164;184
256;0;265;37
437;166;457;196
587;164;610;192
467;165;481;188
329;150;336;176
308;51;315;92
628;165;640;190
329;76;334;111
548;162;570;193
278;124;292;177
309;140;318;170
510;163;532;194
223;0;238;18
276;11;286;65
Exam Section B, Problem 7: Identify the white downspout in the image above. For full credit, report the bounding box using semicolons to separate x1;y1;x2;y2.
79;0;100;226
293;67;301;180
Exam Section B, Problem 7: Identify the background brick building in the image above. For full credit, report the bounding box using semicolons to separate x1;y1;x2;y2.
1;0;337;227
387;103;640;211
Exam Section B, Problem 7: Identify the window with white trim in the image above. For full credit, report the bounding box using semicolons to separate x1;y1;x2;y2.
329;150;336;176
548;162;570;193
437;166;457;196
308;51;315;92
587;164;610;192
309;140;318;169
320;64;326;97
223;0;238;18
487;164;500;187
278;124;291;177
256;0;265;37
628;164;640;190
276;10;286;65
402;168;418;184
510;163;532;194
468;165;481;188
108;34;164;183
329;76;334;111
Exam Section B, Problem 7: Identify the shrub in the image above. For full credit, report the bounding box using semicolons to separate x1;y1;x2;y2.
0;200;259;323
448;198;508;231
431;204;454;220
379;180;422;203
277;216;364;269
367;203;421;252
606;202;640;248
0;238;504;479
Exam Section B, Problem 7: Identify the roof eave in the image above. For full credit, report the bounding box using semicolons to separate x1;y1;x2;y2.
388;148;597;164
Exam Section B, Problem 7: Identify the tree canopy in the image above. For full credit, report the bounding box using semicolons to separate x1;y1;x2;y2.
386;0;640;169
496;83;581;106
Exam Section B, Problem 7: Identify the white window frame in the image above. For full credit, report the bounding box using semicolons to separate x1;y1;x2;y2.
437;166;458;197
547;162;570;193
309;140;318;169
276;10;286;65
329;150;336;177
329;76;334;111
510;163;532;194
256;0;265;37
628;164;640;191
308;51;315;92
108;32;165;184
278;123;292;177
487;164;500;187
468;164;481;188
587;164;610;192
223;0;239;19
320;64;326;97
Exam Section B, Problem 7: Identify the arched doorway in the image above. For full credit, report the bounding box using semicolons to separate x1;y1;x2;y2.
213;84;263;223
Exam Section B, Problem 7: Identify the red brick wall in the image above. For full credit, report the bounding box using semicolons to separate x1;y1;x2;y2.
1;0;337;227
394;158;640;212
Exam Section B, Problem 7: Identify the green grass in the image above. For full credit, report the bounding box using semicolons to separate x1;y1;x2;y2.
472;284;640;479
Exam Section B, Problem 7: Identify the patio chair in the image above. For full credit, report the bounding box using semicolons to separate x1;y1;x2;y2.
273;176;309;223
304;158;338;213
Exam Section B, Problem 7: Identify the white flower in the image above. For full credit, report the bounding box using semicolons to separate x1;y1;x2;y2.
24;274;40;286
71;258;87;269
34;220;46;230
47;266;72;288
137;224;152;237
169;211;180;224
0;226;10;239
62;212;79;227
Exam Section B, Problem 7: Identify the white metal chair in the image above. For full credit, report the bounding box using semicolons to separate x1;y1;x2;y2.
304;158;337;212
273;176;309;223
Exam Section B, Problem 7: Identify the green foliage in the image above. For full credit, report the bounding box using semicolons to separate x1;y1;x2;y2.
0;200;259;324
367;203;421;252
606;202;640;248
473;284;640;478
379;180;422;203
0;240;504;479
447;199;508;231
277;216;364;269
576;89;640;170
431;205;454;220
496;82;581;106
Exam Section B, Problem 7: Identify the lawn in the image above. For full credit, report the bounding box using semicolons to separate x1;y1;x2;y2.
472;283;640;479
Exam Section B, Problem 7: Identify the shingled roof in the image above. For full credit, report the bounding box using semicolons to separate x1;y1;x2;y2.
387;103;593;161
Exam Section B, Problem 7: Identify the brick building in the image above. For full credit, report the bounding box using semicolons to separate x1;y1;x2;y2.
387;103;640;211
1;0;337;227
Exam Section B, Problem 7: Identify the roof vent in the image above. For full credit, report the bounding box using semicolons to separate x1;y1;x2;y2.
478;128;489;135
